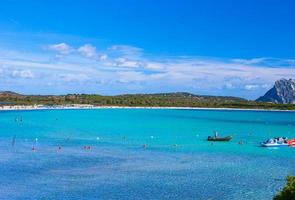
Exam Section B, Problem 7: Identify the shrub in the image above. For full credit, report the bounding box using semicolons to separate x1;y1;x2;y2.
274;176;295;200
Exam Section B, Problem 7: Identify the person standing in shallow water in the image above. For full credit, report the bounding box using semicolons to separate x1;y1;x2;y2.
11;135;16;147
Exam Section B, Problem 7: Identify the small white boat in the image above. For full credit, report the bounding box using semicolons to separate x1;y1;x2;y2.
261;137;288;147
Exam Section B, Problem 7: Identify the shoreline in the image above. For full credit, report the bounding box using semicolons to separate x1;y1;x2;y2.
0;104;295;112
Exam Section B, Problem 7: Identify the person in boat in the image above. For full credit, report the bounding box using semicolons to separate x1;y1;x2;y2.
267;138;274;144
278;137;285;144
282;137;288;143
214;131;218;139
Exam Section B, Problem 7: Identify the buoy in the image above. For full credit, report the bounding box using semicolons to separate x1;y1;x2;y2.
150;136;154;139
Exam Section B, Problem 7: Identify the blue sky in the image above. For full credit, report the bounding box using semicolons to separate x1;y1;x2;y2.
0;0;295;99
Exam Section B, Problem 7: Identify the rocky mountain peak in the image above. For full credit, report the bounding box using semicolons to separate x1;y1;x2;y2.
256;78;295;104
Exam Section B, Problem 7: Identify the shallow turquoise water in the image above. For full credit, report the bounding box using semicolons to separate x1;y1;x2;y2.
0;108;295;199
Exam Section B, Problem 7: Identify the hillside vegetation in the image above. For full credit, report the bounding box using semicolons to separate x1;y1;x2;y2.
1;91;295;110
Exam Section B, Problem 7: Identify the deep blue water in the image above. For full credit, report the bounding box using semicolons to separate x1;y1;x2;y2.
0;108;294;200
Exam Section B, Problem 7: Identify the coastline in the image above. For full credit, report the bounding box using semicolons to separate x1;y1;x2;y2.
1;104;295;112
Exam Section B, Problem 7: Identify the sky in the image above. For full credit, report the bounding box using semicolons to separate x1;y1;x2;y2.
0;0;295;99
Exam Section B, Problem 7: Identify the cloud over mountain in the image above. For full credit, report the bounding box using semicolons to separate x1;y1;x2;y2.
1;38;295;98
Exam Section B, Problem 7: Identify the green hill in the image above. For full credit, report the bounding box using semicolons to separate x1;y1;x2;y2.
1;91;295;110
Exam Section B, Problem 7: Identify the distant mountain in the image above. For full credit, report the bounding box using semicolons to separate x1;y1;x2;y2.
256;79;295;104
0;91;21;97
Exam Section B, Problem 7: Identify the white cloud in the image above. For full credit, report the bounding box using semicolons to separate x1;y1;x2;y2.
231;58;268;65
244;83;272;91
261;84;271;89
244;84;260;90
116;71;148;83
78;44;97;58
48;43;72;55
231;57;295;68
114;57;144;68
2;41;295;98
108;45;144;61
225;82;235;89
145;62;165;70
59;73;90;82
76;44;108;61
109;45;143;55
11;69;34;79
100;54;108;60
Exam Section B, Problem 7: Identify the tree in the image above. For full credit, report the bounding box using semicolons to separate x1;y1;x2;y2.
274;176;295;200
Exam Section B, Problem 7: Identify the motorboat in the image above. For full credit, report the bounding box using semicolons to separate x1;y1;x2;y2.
261;137;288;147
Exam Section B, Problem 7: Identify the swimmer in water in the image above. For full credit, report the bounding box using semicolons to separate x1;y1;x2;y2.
238;140;244;145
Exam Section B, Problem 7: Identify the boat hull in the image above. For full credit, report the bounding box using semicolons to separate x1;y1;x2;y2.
207;136;232;142
261;143;288;147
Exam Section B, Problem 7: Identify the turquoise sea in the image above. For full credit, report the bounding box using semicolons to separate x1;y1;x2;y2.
0;108;295;200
